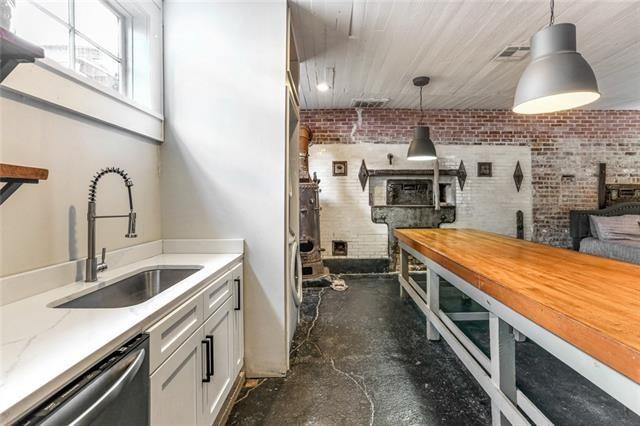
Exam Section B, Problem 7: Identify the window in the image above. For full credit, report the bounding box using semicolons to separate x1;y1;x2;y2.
14;0;127;93
10;0;163;113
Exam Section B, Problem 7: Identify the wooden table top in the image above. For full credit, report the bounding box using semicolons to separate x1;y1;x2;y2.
394;228;640;383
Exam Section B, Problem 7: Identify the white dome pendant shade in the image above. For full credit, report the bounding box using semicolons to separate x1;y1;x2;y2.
513;23;600;114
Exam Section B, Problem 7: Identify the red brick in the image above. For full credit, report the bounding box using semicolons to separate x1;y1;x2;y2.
301;108;640;247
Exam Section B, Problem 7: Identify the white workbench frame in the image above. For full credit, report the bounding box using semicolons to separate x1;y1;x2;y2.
398;242;640;426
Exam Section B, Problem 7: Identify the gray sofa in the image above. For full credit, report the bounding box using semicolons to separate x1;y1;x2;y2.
569;202;640;265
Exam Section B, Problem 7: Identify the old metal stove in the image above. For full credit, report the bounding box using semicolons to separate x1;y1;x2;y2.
299;126;328;280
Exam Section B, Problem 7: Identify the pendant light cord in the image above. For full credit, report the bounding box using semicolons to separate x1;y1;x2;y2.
419;86;424;125
549;0;555;26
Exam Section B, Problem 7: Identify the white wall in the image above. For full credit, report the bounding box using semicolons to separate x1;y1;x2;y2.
162;0;288;377
309;143;533;259
0;93;162;278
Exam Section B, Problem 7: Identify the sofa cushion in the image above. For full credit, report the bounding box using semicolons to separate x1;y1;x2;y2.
589;214;640;240
580;237;640;265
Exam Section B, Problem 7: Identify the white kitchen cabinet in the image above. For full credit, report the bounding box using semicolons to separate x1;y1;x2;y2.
201;297;234;425
231;263;244;376
147;262;244;425
150;329;205;426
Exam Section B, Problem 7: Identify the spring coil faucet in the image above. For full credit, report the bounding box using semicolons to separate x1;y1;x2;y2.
85;167;137;282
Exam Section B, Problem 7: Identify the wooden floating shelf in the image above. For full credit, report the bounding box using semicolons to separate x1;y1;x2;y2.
0;32;48;204
0;163;49;206
0;28;44;60
0;163;49;181
0;28;45;83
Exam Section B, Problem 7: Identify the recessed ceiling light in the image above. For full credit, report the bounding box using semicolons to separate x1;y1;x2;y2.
317;82;330;92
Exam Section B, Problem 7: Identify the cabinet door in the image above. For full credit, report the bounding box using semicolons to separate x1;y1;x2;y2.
150;328;206;426
231;263;244;376
200;297;234;426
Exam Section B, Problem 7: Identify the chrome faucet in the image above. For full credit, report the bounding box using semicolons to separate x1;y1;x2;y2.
85;167;137;282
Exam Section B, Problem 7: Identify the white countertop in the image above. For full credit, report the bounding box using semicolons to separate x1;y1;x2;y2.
0;252;242;423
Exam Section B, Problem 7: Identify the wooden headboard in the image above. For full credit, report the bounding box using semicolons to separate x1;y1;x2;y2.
569;202;640;250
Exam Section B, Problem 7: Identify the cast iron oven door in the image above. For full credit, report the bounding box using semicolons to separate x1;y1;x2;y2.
386;179;433;206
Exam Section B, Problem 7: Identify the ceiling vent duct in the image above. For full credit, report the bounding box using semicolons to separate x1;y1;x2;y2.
493;45;530;62
351;98;389;108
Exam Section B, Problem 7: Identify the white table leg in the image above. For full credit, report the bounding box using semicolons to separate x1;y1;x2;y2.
427;268;440;341
490;313;517;426
400;248;409;300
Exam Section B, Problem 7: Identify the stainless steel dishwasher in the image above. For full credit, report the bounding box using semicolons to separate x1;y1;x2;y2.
16;334;149;426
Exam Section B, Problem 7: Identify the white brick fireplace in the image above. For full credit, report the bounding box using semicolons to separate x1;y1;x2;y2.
308;143;533;260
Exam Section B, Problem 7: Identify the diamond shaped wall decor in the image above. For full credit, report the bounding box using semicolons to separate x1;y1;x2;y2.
457;160;467;191
358;159;369;191
513;161;524;192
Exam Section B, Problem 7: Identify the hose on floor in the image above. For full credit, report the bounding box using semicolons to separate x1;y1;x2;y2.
329;274;348;292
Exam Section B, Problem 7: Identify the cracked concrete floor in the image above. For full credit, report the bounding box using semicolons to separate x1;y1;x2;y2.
229;275;638;426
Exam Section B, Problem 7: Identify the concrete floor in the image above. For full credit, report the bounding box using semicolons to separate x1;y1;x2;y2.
229;275;639;425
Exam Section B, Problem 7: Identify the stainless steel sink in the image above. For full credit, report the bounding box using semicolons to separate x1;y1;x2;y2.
55;267;202;309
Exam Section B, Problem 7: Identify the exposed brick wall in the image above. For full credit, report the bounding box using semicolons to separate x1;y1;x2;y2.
301;109;640;247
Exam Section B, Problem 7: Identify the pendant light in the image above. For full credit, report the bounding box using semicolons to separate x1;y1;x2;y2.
513;0;600;114
407;76;437;161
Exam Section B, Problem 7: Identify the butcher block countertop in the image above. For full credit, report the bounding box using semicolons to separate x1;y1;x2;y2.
394;228;640;383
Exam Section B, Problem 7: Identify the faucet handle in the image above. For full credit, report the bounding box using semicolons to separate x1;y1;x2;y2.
125;211;137;238
97;247;108;272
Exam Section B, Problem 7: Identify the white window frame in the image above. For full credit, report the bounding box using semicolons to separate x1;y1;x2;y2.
26;0;130;96
3;0;163;140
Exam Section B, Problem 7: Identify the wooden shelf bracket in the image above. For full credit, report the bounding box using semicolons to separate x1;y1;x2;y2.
0;163;49;205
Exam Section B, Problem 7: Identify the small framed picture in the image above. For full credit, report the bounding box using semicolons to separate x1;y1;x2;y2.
477;162;492;177
333;161;348;176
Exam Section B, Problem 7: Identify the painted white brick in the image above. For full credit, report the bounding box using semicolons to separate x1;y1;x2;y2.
309;143;533;259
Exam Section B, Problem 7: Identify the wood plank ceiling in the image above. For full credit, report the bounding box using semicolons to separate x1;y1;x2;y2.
290;0;640;110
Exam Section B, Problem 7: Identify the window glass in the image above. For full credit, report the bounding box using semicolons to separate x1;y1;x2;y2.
11;0;162;112
74;0;121;57
13;1;70;67
75;35;120;92
37;0;69;23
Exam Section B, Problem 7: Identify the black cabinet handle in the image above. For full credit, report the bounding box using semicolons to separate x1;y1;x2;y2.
206;335;214;376
234;278;241;310
201;339;211;382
